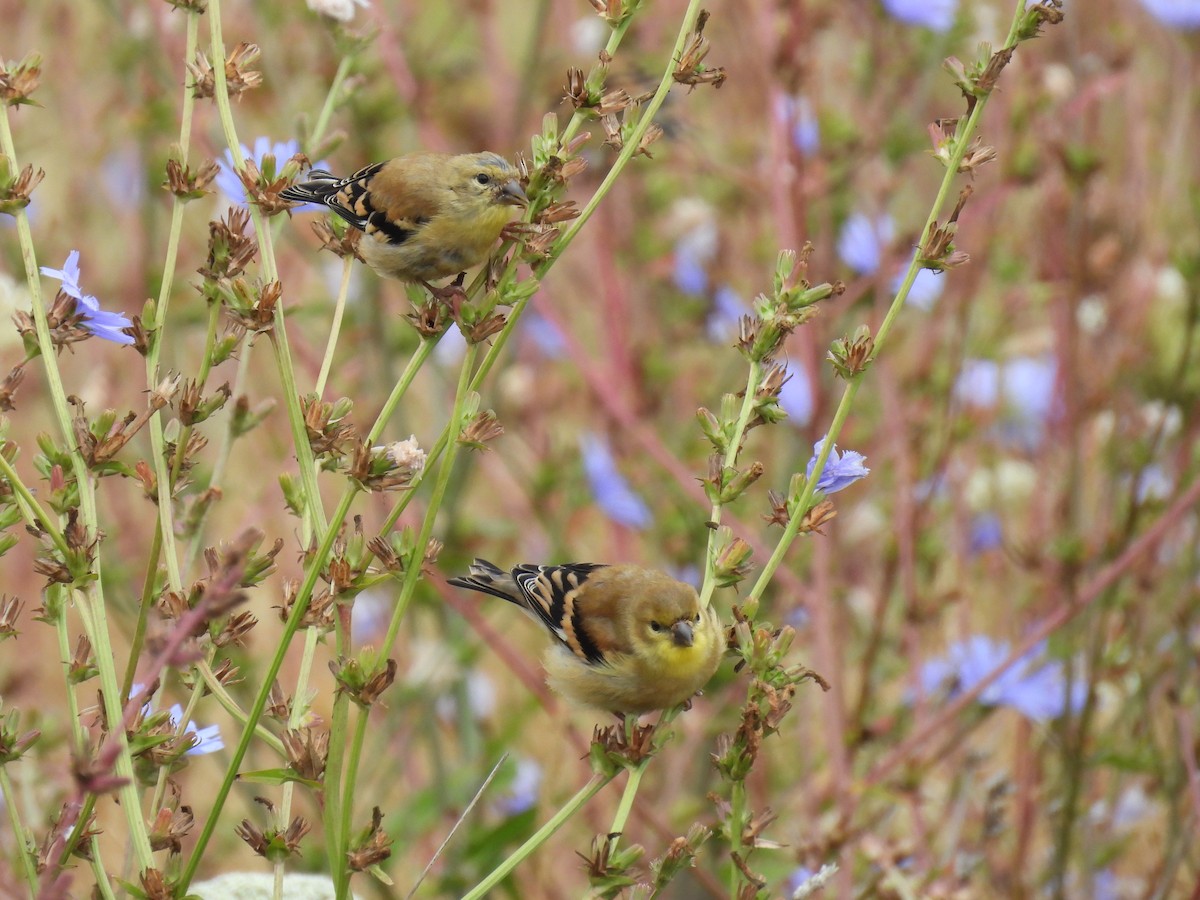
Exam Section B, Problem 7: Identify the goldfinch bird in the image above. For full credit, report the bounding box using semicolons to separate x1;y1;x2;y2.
448;559;725;715
280;152;527;294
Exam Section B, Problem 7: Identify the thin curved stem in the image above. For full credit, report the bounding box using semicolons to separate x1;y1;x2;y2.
461;775;610;900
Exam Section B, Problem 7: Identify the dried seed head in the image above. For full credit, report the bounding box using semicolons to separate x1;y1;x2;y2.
188;43;262;100
0;365;24;411
163;158;220;200
0;161;45;215
282;727;329;781
0;52;42;106
347;807;393;871
311;218;364;262
459;410;504;449
149;805;194;854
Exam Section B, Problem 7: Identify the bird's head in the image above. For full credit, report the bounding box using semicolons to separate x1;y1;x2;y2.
454;152;528;209
629;577;709;662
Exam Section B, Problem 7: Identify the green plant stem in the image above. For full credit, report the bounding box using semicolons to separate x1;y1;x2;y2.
178;486;358;890
699;359;763;609
1;765;38;893
310;54;355;153
0;102;154;873
152;668;210;819
374;303;532;537
54;602;81;728
275;626;321;897
124;14;203;691
747;6;1022;603
88;853;117;900
748;379;858;603
206;0;327;539
144;8;202;591
0;453;70;560
379;344;478;653
122;524;163;705
332;343;478;894
553;0;705;254
461;775;610;900
316;256;353;397
728;778;746;896
184;340;253;574
366;336;437;444
557;13;638;151
333;702;371;897
325;664;352;896
193;659;287;757
606;759;649;854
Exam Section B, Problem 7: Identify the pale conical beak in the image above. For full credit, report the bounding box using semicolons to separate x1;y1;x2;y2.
499;179;528;207
671;620;694;648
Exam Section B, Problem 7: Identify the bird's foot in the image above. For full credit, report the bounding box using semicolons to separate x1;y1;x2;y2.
500;221;537;243
421;275;468;317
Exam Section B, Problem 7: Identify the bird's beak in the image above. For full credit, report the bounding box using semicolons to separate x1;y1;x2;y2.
499;179;529;207
670;620;694;648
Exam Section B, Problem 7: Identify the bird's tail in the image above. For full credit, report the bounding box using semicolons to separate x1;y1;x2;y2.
279;170;342;205
447;559;521;604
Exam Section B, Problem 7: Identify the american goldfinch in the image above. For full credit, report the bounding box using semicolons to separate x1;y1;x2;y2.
448;559;725;715
280;152;528;293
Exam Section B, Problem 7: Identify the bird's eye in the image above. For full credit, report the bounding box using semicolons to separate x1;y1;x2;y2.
649;621;662;633
693;613;701;623
475;173;491;185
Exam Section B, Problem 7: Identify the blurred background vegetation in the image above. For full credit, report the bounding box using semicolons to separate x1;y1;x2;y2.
2;0;1199;897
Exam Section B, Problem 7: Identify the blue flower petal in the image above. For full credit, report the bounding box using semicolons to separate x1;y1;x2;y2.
881;0;958;31
837;213;894;276
806;437;870;494
580;434;652;529
918;635;1085;722
41;250;84;300
778;366;815;427
706;286;746;342
898;267;945;310
968;513;1003;554
41;253;133;344
1138;0;1200;29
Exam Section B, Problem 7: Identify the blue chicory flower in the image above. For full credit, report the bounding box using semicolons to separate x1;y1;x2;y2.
672;216;718;296
1091;869;1120;900
1133;465;1173;503
496;758;542;816
1137;0;1200;28
434;322;467;366
435;669;496;723
217;137;324;210
168;704;225;756
881;0;958;31
778;365;815;427
968;513;1003;554
954;358;1000;408
40;251;134;345
918;635;1086;722
786;867;815;894
524;312;568;359
897;266;945;310
955;355;1058;448
776;94;820;156
837;212;894;276
580;434;653;529
669;564;702;588
673;240;710;296
101;147;145;208
1002;355;1057;423
351;589;390;645
706;285;747;342
806;438;869;494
